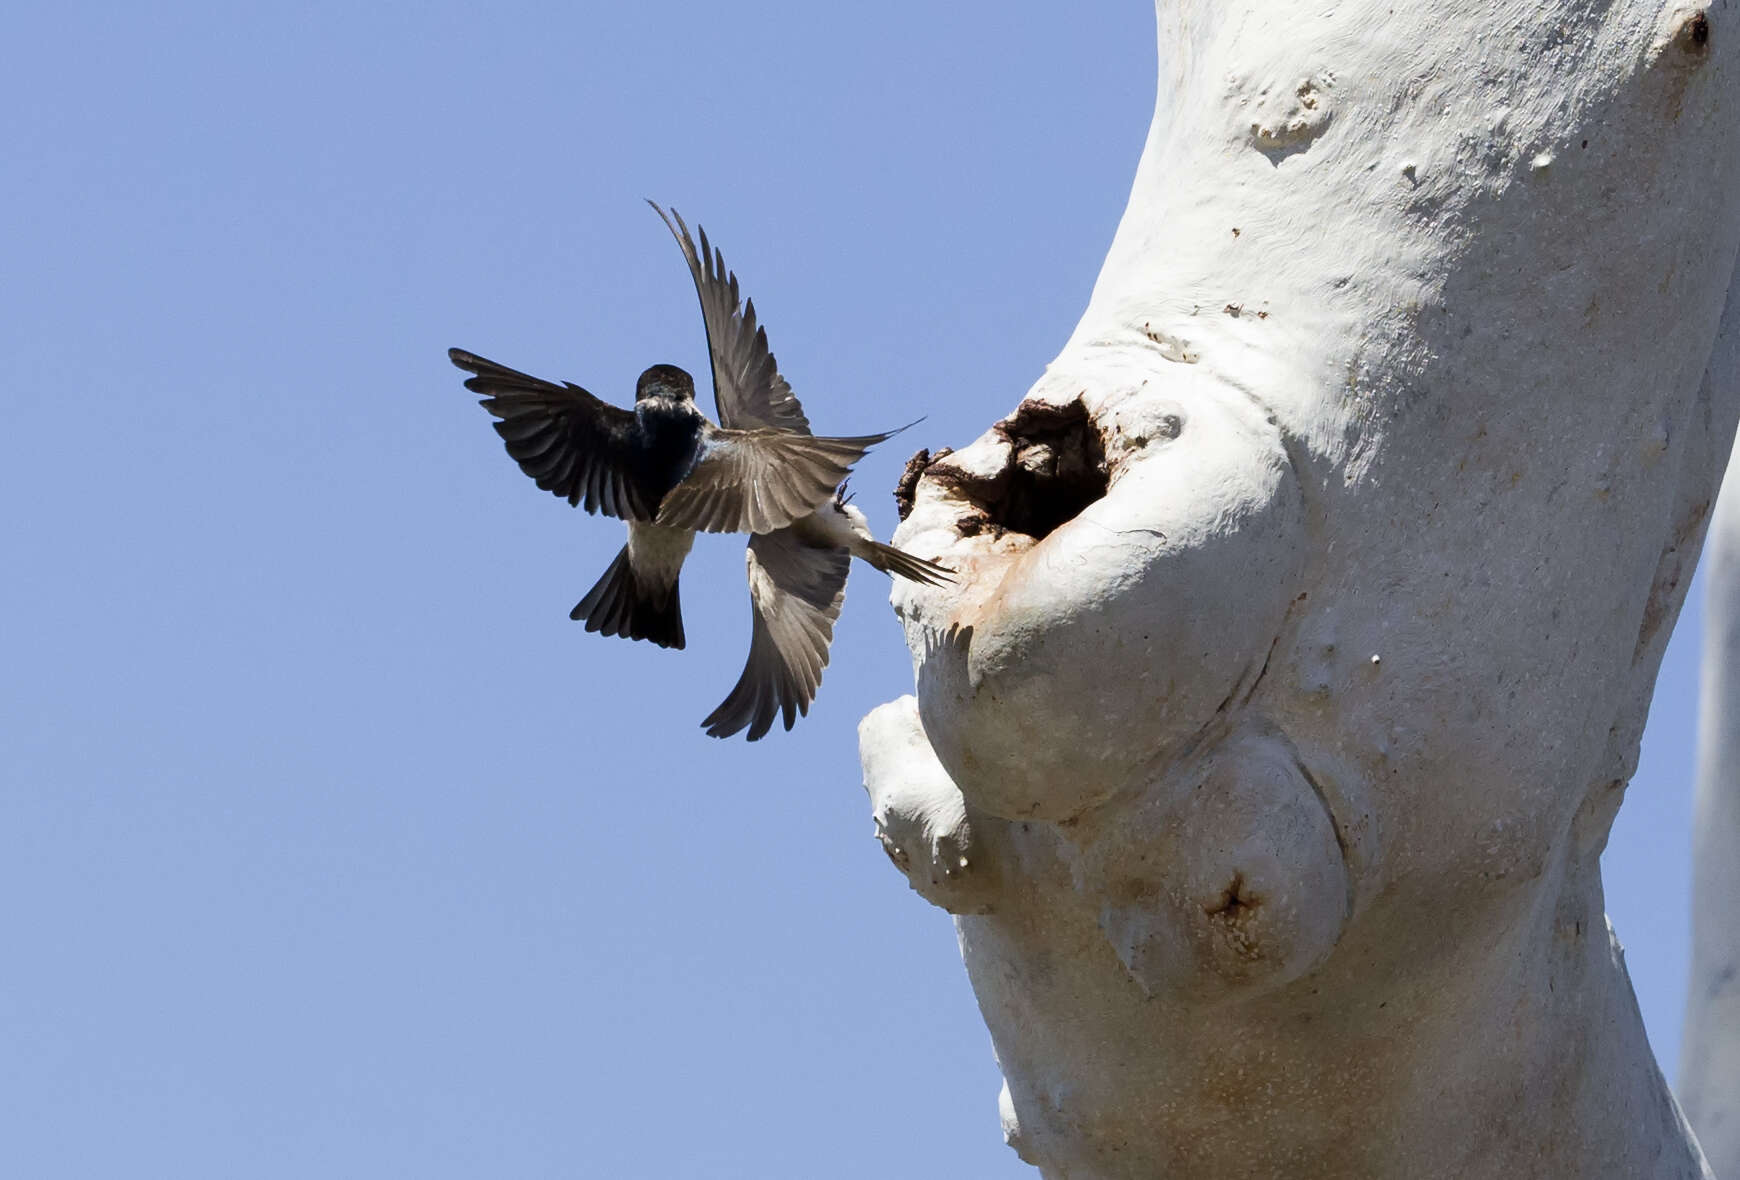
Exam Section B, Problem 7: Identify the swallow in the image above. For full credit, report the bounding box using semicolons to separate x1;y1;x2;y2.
643;204;953;740
450;340;901;650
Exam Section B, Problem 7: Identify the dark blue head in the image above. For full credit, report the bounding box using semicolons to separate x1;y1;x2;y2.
636;364;695;403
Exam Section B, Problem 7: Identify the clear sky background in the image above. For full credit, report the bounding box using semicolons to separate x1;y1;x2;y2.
0;3;1708;1177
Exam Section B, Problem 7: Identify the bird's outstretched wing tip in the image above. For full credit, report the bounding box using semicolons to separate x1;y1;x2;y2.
701;716;743;741
652;200;695;239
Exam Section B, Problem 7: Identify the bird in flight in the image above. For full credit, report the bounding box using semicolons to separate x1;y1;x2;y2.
451;202;951;739
641;205;951;739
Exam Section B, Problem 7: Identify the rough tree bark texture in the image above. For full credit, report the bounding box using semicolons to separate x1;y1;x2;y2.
862;3;1740;1177
1682;451;1740;1178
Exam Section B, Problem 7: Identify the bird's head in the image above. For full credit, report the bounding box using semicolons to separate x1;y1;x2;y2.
636;364;696;403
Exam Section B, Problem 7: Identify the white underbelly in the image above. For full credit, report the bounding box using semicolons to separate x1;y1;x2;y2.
627;522;696;588
792;502;870;551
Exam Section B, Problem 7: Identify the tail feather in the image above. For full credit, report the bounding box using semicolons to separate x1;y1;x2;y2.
861;540;955;587
570;545;686;649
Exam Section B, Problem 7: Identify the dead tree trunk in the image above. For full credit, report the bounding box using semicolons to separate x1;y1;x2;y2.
1682;445;1740;1177
863;3;1740;1175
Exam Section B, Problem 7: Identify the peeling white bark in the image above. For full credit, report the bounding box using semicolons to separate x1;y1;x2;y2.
1682;445;1740;1177
863;2;1740;1175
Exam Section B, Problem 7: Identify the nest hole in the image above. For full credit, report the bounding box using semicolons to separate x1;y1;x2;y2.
902;397;1109;539
995;399;1110;539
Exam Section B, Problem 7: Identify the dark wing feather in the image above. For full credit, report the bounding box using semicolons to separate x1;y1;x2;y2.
450;348;657;520
654;426;898;535
703;528;851;740
648;202;811;433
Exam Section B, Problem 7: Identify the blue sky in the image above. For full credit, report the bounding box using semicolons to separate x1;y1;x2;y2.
0;3;1703;1176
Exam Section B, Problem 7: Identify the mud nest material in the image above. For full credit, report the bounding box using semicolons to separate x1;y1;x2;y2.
897;398;1109;540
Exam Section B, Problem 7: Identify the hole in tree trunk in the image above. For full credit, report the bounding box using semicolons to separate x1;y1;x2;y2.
905;397;1110;540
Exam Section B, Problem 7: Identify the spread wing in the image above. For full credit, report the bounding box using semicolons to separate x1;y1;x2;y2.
654;426;898;535
648;202;811;433
703;528;852;740
450;348;658;520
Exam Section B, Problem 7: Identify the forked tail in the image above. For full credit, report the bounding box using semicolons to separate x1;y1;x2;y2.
861;540;954;587
570;546;686;649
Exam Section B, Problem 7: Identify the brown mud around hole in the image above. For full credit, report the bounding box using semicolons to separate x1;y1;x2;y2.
896;398;1110;540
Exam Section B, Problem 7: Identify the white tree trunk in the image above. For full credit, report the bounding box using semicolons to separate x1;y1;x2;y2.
862;2;1740;1176
1682;446;1740;1176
